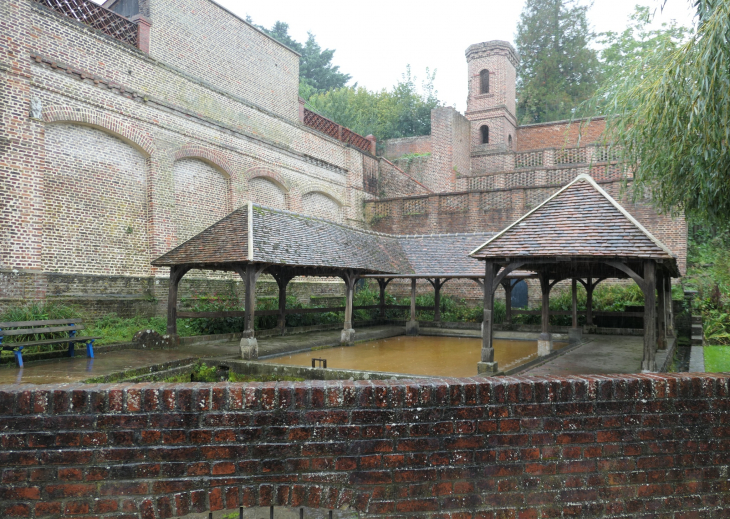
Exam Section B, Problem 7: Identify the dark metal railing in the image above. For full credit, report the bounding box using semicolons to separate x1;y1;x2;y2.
33;0;138;47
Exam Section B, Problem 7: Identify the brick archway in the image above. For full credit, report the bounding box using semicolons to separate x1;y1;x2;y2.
42;106;156;158
245;166;291;193
173;144;234;179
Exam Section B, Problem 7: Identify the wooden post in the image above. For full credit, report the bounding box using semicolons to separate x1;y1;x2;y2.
503;280;513;325
656;270;667;350
406;278;419;335
275;273;291;335
666;276;675;337
434;278;442;323
641;260;657;372
571;278;578;329
378;278;390;320
166;265;188;337
537;274;553;356
243;264;257;339
341;272;356;345
478;261;498;374
586;277;594;326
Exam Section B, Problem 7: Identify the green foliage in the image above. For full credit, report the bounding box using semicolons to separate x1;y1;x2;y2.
164;361;305;383
595;6;692;102
704;345;730;371
305;66;442;144
248;20;351;94
589;0;730;226
515;0;601;124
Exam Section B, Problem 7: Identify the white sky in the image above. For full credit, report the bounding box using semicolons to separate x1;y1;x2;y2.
99;0;697;111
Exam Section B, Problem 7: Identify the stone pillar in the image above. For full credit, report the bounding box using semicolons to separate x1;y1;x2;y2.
656;270;667;350
478;261;498;374
341;274;356;346
240;264;258;359
165;265;188;340
538;274;553;356
569;278;582;344
641;260;657;372
406;278;419;336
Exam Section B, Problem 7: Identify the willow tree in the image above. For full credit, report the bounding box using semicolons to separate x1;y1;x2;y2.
596;0;730;226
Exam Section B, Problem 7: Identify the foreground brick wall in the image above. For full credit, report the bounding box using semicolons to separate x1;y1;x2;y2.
1;373;729;518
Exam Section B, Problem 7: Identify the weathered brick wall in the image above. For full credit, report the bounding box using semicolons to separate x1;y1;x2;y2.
391;156;431;186
428;107;471;192
147;0;300;121
382;135;432;160
516;118;606;152
377;160;431;199
1;373;729;518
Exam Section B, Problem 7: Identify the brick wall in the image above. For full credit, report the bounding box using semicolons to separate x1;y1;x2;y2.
147;0;300;121
1;374;729;518
428;107;471;192
377;160;431;199
382;135;432;160
516;118;606;152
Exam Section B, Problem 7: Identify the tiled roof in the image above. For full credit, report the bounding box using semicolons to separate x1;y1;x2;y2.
470;174;676;260
399;233;495;276
153;203;498;276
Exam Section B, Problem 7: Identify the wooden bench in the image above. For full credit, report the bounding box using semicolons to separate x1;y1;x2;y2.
0;319;100;368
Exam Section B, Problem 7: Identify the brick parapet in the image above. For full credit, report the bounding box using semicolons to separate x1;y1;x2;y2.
1;373;729;518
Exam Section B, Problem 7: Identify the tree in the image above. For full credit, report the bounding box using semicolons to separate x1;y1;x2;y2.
594;0;730;226
515;0;601;124
305;66;441;143
247;18;351;94
595;5;691;102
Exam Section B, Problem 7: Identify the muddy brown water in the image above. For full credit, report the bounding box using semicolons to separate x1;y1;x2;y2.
264;336;567;377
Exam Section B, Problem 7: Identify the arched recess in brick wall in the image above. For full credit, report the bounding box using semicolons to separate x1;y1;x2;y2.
301;190;344;223
173;159;232;246
42;106;156;158
173;144;234;179
246;167;290;210
42;123;151;276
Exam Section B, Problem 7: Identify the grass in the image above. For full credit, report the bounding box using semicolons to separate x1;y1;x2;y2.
704;346;730;372
162;361;305;383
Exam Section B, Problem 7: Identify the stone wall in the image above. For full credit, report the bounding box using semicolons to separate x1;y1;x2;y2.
1;373;729;518
515;118;606;152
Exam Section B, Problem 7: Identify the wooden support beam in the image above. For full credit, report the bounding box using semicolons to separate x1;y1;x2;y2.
166;265;190;337
434;278;442;323
657;270;667;350
539;274;550;335
572;278;578;329
479;261;496;371
501;279;513;325
641;260;657;372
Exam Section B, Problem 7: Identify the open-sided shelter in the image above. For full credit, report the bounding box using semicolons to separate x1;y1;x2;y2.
470;174;680;374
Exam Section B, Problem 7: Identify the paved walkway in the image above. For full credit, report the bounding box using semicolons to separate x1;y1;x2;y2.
522;335;645;376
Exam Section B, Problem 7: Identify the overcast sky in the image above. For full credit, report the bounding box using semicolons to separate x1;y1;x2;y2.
100;0;697;112
211;0;696;112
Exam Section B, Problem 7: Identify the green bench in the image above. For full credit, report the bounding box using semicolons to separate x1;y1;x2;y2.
0;319;99;368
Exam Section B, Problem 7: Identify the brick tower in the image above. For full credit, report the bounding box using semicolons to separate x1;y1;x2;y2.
465;41;519;152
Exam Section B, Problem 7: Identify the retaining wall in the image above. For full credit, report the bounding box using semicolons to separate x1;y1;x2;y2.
1;373;729;518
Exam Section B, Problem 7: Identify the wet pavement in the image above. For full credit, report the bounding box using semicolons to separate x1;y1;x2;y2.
522;334;645;376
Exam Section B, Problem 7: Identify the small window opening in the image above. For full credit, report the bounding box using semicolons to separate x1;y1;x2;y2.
480;69;490;94
508;134;513;148
481;125;489;144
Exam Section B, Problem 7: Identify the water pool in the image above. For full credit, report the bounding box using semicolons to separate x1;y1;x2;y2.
263;335;567;377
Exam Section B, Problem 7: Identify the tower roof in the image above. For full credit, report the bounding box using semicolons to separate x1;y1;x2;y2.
465;40;519;65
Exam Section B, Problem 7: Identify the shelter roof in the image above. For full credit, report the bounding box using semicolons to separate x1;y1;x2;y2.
152;204;497;277
470;174;676;263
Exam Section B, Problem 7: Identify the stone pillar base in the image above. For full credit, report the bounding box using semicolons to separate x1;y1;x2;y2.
657;338;668;351
537;333;553;357
240;337;258;360
406;320;419;336
477;361;499;375
568;328;582;344
341;328;355;346
583;324;597;334
641;360;657;373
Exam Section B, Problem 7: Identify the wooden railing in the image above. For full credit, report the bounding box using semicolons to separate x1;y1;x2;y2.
303;109;373;154
33;0;139;47
177;304;433;319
